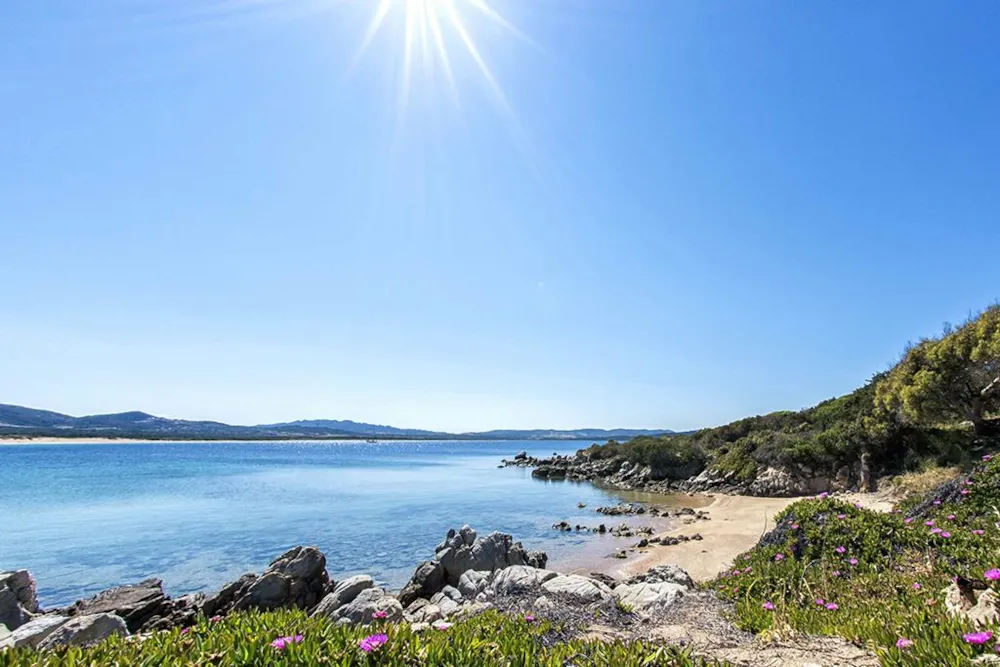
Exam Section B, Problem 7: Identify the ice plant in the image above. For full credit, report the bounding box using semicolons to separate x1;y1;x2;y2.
180;627;190;635
814;598;824;605
433;621;453;631
940;531;952;538
974;529;986;535
832;570;841;577
848;558;858;566
904;517;914;523
962;489;971;496
834;546;846;554
818;492;829;499
896;638;914;649
837;514;846;520
271;635;304;650
985;569;1000;581
933;500;942;505
964;631;993;645
373;610;388;620
984;454;994;461
947;514;956;520
524;614;536;622
359;633;388;653
912;582;921;590
825;602;838;610
762;601;775;611
791;524;799;530
774;553;785;561
930;527;942;534
925;520;935;526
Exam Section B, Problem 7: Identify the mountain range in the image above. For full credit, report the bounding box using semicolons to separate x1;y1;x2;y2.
0;404;672;441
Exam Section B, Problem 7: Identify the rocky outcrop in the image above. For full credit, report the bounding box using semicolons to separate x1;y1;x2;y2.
37;613;127;649
67;578;170;634
203;546;330;617
398;526;548;607
0;587;31;632
624;564;695;588
312;575;374;617
491;566;558;595
0;571;38;614
945;580;999;627
541;574;613;603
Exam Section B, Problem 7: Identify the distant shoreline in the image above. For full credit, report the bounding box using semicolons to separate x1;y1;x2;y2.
0;435;602;446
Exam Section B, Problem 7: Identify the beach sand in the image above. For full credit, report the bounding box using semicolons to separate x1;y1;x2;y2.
570;494;798;583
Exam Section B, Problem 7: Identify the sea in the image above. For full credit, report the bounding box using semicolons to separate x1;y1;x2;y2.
0;440;693;607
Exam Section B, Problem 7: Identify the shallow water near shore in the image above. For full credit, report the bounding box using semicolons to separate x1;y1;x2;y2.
0;440;700;607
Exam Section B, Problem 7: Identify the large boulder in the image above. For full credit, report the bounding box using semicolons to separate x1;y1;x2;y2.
138;594;204;632
0;571;38;613
0;587;31;632
490;566;558;595
203;546;331;617
37;613;127;649
398;560;445;608
311;575;374;617
457;570;489;598
403;599;443;624
67;578;169;634
9;615;70;649
541;575;613;603
429;591;460;617
614;582;688;615
329;588;403;625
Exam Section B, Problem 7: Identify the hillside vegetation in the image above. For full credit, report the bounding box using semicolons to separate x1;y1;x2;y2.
584;306;1000;485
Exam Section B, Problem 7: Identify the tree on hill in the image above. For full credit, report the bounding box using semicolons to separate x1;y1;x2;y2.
877;306;1000;435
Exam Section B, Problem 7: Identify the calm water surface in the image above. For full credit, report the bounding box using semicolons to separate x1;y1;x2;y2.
0;440;693;606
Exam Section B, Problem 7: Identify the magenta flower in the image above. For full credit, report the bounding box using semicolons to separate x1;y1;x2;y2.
181;627;190;635
896;638;914;649
973;529;986;535
818;492;829;499
962;489;971;496
904;517;914;524
359;633;388;653
966;480;974;486
373;610;388;620
947;514;956;520
985;569;1000;581
832;570;842;577
774;553;785;561
744;566;752;573
925;520;935;526
837;514;847;520
271;635;304;650
855;503;862;509
984;454;994;461
433;621;453;631
848;558;859;566
965;631;993;645
814;598;825;605
834;546;846;554
912;582;921;590
825;602;838;611
933;500;942;505
791;524;799;530
930;527;942;534
940;531;952;538
524;614;536;622
762;601;775;611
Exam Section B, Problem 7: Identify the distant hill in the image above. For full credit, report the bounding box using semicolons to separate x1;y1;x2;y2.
0;404;672;441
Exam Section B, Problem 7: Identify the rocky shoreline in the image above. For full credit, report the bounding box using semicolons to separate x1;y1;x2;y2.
0;524;704;652
504;448;874;497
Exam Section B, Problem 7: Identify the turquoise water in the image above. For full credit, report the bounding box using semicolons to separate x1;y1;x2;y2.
1;440;651;607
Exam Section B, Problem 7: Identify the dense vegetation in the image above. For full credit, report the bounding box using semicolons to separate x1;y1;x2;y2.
0;610;727;667
711;453;1000;665
584;306;1000;484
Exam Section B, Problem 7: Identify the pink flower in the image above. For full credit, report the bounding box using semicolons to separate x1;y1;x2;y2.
271;634;304;650
848;558;859;566
832;570;842;577
774;553;785;561
791;524;799;530
965;631;993;645
984;454;993;461
834;546;846;554
210;615;222;623
818;492;829;500
904;517;914;524
855;503;862;509
933;500;942;506
433;621;453;631
947;514;956;520
744;566;752;573
814;598;825;605
912;582;921;590
181;627;190;635
762;601;775;611
896;638;914;649
373;610;388;620
524;614;536;622
359;633;388;653
925;520;935;526
837;514;847;520
966;480;974;486
973;529;986;535
962;489;971;496
985;569;1000;581
930;527;943;534
824;602;838;610
940;531;952;538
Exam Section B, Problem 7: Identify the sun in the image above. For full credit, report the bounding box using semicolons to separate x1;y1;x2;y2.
354;0;524;117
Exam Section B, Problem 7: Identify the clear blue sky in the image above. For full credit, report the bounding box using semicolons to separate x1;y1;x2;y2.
2;1;998;432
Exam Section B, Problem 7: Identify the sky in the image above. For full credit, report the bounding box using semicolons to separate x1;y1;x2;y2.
1;1;999;433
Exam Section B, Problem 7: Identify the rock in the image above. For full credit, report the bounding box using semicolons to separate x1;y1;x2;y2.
626;565;695;588
541;574;613;603
330;588;403;625
410;621;429;633
611;550;628;559
614;582;688;615
398;560;445;608
440;585;463;602
588;572;619;589
526;551;548;569
452;602;491;618
457;570;489;598
533;595;555;612
945;582;999;627
141;593;204;632
311;575;374;617
429;592;460;617
9;615;70;648
37;613;127;649
514;451;528;461
0;571;38;613
459;525;477;546
404;599;443;624
67;578;169;634
553;521;573;532
204;546;331;618
0;624;11;650
0;587;31;632
490;566;558;595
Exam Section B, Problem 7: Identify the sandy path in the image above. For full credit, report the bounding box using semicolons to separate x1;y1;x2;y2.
616;495;798;582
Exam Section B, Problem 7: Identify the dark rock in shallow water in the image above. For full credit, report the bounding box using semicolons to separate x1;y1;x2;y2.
66;578;168;634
